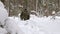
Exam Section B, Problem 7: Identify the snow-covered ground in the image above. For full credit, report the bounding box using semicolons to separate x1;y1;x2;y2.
0;1;24;34
0;1;8;25
9;15;60;34
0;1;60;34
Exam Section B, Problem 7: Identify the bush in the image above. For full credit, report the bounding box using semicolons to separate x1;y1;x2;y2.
20;9;30;20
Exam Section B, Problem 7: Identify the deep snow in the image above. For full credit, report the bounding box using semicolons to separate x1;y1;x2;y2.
9;15;60;34
0;1;24;34
0;1;60;34
0;1;5;8
0;1;8;26
0;27;7;34
5;18;24;34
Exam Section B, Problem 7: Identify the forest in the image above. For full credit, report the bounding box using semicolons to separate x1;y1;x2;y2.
1;0;60;17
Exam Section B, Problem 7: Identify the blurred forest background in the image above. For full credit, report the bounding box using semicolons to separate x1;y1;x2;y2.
0;0;60;17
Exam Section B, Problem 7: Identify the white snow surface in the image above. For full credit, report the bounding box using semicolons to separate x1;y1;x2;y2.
0;27;7;34
0;1;24;34
0;1;5;8
0;1;8;25
5;18;24;34
0;8;8;25
9;15;60;34
0;1;60;34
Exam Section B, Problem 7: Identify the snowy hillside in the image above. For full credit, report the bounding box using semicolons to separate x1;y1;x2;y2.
0;1;8;26
9;15;60;34
0;1;24;34
0;1;60;34
0;1;8;34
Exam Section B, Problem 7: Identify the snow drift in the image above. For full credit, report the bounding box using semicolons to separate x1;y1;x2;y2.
0;1;5;8
0;1;8;26
0;27;7;34
12;15;60;34
0;1;24;34
5;18;24;34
